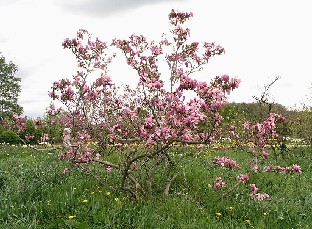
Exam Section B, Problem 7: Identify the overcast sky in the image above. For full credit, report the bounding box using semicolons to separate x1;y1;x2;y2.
1;0;312;118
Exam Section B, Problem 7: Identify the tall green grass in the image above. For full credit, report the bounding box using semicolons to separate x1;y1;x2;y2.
0;144;311;228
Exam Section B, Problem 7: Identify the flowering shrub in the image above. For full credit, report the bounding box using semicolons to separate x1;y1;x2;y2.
49;9;302;200
50;9;241;198
211;113;302;201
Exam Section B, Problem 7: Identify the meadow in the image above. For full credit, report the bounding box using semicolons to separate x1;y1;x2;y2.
0;144;311;228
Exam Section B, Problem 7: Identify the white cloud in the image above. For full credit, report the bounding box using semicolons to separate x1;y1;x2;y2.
54;0;186;17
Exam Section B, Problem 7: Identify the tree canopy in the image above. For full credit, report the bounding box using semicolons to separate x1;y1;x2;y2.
0;53;23;118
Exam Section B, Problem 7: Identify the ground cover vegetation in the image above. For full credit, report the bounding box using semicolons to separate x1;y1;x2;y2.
0;144;311;228
0;9;311;228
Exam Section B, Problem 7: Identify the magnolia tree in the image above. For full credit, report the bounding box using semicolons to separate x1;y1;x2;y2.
49;10;300;199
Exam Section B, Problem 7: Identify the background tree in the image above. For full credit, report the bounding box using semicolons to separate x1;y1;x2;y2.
0;53;23;119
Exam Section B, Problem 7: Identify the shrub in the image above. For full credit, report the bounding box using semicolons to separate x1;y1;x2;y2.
0;130;20;144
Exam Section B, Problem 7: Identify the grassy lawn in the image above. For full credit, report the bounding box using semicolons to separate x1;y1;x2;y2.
0;144;311;228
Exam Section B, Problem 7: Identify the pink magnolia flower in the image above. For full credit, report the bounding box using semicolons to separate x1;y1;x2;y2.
237;174;249;183
252;164;259;172
250;184;258;196
221;74;229;82
212;156;241;169
261;151;269;159
256;193;270;201
213;177;226;189
291;164;302;173
95;153;101;160
41;133;49;142
106;166;113;172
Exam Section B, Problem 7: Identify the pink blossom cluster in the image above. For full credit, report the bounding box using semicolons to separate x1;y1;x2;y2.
212;156;241;169
249;113;286;150
213;177;226;189
250;184;270;201
25;134;34;141
33;117;48;130
41;133;49;142
237;174;249;183
263;164;302;174
46;104;62;116
59;146;95;163
12;114;26;133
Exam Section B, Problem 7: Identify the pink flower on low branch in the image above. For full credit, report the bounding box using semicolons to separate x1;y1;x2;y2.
250;184;270;201
212;156;241;169
250;184;258;196
213;177;226;190
95;153;101;160
237;174;249;183
256;193;270;201
261;151;269;159
263;164;302;174
106;166;113;172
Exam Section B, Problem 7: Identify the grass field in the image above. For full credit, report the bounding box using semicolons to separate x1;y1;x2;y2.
0;144;311;228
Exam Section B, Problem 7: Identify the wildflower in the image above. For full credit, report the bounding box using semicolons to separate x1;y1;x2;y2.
91;192;95;195
106;191;111;196
229;206;234;211
82;199;88;203
68;215;76;219
115;197;122;204
215;212;222;217
245;219;251;224
263;212;268;216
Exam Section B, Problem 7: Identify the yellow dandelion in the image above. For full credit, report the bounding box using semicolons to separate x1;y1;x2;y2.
115;197;122;204
215;212;222;217
106;191;111;196
245;220;251;224
91;192;95;194
82;199;88;203
68;215;76;219
263;212;268;216
229;206;234;211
